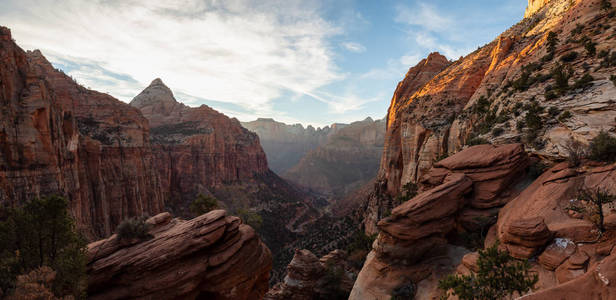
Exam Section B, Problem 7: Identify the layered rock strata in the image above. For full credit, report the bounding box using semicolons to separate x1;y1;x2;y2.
0;26;163;238
87;210;272;300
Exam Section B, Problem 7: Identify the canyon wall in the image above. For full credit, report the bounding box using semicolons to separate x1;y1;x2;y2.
0;27;164;238
241;118;338;174
365;0;616;231
284;117;385;199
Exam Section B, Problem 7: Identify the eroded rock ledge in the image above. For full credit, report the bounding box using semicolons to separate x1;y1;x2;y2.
87;210;272;300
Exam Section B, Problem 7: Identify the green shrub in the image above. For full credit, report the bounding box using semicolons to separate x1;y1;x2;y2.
189;194;219;216
0;196;87;298
548;106;560;117
563;138;587;167
558;110;572;122
572;74;594;90
578;188;616;233
611;75;616;86
589;131;616;162
571;24;584;35
237;209;263;231
585;41;597;57
560;51;578;62
466;137;490;146
438;243;538;300
552;64;572;93
392;283;416;300
545;90;558;100
601;0;613;11
116;216;151;241
492;127;504;137
527;161;548;179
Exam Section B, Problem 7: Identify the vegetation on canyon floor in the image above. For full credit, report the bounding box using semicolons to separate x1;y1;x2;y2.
0;196;87;299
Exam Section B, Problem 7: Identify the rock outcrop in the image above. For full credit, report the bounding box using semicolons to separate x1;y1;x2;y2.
525;0;553;18
0;26;163;238
265;249;354;300
87;210;272;300
351;144;529;299
284;117;386;199
365;0;616;233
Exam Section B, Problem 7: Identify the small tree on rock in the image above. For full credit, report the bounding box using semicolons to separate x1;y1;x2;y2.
189;194;219;216
438;243;538;300
577;188;616;233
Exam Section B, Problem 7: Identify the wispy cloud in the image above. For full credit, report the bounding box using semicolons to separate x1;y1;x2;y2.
395;3;453;33
341;41;366;53
2;0;344;113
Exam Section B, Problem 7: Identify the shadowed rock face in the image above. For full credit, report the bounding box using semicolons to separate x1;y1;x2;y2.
130;79;270;214
87;211;272;300
0;26;164;238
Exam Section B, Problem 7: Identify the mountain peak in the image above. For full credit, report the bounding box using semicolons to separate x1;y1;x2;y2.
149;78;165;87
130;78;178;109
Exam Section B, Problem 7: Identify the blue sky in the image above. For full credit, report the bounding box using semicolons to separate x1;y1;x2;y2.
2;0;526;127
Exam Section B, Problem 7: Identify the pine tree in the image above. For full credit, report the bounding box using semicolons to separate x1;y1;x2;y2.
438;243;538;300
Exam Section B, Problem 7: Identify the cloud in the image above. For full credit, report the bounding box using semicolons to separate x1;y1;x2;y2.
1;0;345;113
341;41;366;53
395;3;453;33
414;32;471;60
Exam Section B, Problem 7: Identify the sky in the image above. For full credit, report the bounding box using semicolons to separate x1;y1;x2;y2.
2;0;527;127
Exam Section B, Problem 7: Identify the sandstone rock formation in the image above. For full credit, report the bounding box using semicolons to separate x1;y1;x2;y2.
525;0;553;18
241;118;335;174
284;117;386;199
0;26;163;238
130;79;269;213
364;0;616;233
265;249;354;300
87;210;272;300
351;144;529;299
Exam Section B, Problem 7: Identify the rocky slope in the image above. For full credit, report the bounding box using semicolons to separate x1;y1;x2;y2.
87;210;272;299
0;26;163;238
364;0;616;233
241;118;337;174
284;117;386;200
129;79;324;284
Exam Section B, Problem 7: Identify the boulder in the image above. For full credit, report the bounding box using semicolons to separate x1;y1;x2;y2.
87;211;272;300
502;216;552;259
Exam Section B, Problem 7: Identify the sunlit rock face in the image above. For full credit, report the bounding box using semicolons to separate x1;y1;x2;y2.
0;26;164;238
362;0;616;232
525;0;553;18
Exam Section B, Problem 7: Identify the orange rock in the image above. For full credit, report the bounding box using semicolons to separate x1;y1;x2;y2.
87;211;272;300
538;238;576;270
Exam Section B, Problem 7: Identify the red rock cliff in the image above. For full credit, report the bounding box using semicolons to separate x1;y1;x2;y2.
0;26;164;238
130;78;270;213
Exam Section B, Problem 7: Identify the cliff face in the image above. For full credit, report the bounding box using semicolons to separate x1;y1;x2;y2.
130;79;269;213
0;27;163;238
241;118;335;174
368;0;616;229
87;211;272;300
526;0;553;18
283;117;386;199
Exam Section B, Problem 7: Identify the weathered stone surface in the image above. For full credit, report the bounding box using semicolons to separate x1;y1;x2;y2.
87;210;272;300
0;26;164;238
502;216;553;259
538;238;576;270
265;249;354;300
522;251;616;300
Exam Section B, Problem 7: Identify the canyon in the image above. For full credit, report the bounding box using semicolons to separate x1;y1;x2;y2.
244;117;386;201
2;0;616;298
